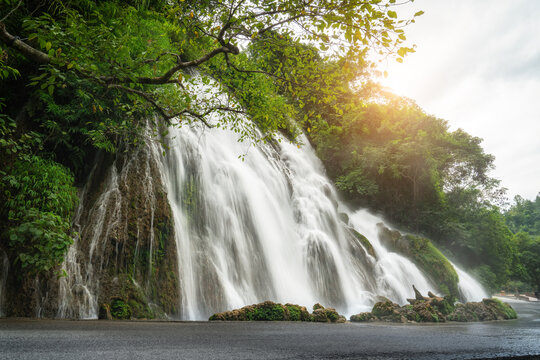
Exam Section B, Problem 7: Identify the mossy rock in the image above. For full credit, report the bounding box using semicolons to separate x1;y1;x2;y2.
245;302;286;321
376;224;459;298
350;312;376;322
285;303;312;321
209;301;344;323
372;300;398;317
482;298;517;320
446;298;517;322
412;302;444;322
351;289;516;324
351;230;376;258
338;212;349;225
430;296;455;316
405;234;459;298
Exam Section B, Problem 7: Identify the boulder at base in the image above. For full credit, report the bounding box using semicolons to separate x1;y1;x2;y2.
209;301;346;323
350;287;517;323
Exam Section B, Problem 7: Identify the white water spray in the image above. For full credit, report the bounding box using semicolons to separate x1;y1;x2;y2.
453;263;488;301
57;76;487;319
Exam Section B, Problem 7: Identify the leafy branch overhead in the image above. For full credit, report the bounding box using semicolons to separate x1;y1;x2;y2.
0;0;420;140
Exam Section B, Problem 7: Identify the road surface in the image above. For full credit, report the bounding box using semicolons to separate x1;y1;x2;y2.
1;299;539;359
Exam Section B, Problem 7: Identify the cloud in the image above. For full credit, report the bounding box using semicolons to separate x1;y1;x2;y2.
381;0;540;200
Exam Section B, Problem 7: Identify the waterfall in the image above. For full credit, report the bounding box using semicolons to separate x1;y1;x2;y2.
0;249;8;317
346;209;437;304
453;263;488;301
57;128;170;319
55;76;487;319
158;119;445;319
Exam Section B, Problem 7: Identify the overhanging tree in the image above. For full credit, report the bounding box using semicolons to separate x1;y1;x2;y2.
0;0;421;142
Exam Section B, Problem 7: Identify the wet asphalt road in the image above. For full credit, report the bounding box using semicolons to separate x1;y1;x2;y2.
1;299;539;360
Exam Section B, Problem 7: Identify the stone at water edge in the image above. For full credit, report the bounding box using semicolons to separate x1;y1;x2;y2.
311;303;347;323
349;286;517;323
209;301;346;322
446;298;518;322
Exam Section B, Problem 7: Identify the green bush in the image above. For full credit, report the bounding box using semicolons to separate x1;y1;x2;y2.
110;299;132;320
245;304;286;321
8;209;73;273
1;155;78;274
286;304;301;321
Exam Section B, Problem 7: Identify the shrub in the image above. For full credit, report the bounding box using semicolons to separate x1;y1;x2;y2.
110;299;132;320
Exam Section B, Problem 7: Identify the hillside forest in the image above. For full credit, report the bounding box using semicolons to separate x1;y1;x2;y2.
0;0;539;295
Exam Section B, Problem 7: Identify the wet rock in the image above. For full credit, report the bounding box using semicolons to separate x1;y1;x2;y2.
412;301;444;322
376;224;459;299
98;303;112;320
338;212;349;225
349;287;516;324
372;299;399;317
311;305;346;323
446;298;517;322
413;285;425;300
209;301;346;323
351;230;376;258
350;312;377;322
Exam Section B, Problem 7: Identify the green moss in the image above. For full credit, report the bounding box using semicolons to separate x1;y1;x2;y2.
110;299;132;319
486;298;517;319
182;176;199;216
210;302;343;322
286;305;301;321
431;297;455;315
350;312;374;322
352;230;376;257
372;300;396;317
405;234;459;298
245;304;286;321
326;309;338;322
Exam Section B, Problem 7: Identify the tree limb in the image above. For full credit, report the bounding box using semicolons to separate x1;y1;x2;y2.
107;84;244;128
0;0;22;23
0;22;50;64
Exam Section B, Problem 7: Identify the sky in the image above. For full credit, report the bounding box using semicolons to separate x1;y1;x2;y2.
378;0;540;201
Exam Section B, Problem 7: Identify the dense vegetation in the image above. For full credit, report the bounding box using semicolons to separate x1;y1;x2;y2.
0;0;538;296
504;196;540;293
0;0;419;275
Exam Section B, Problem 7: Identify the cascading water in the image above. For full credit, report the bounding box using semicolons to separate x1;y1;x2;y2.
158;117;457;319
57;75;487;320
346;209;437;305
453;263;488;301
57;127;171;319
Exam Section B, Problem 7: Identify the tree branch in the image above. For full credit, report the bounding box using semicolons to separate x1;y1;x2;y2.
0;22;50;64
0;0;22;22
101;44;240;85
106;84;244;129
